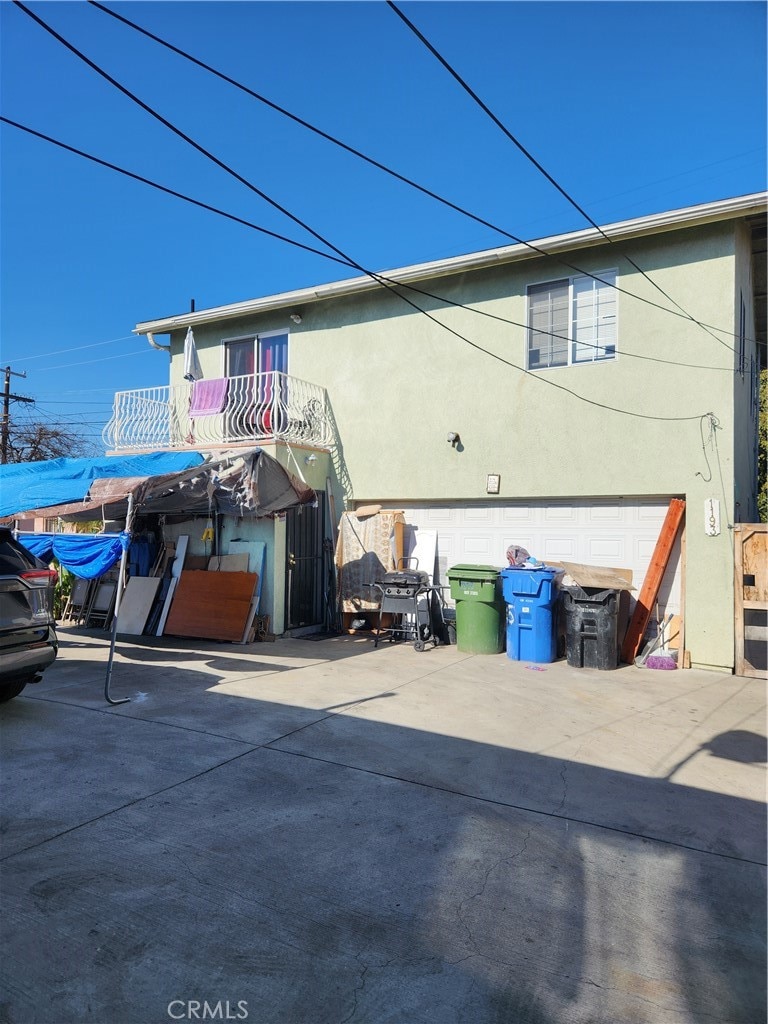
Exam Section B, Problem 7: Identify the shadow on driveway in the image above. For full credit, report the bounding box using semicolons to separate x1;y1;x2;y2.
1;638;765;1024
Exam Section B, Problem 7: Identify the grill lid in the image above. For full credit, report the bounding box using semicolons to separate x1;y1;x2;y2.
378;570;430;587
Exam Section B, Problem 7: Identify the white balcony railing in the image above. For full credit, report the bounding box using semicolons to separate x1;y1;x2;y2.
103;372;333;452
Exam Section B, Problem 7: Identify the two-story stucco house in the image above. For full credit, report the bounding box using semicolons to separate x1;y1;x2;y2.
105;192;766;672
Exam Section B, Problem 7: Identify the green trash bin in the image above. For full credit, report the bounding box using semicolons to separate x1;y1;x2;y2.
446;564;505;654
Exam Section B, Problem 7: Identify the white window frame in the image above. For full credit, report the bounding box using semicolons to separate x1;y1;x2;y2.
220;329;291;378
221;333;256;378
527;269;618;370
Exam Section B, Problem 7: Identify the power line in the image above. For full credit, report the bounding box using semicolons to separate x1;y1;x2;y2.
1;117;739;376
15;403;108;423
0;118;353;272
14;3;359;268
385;0;736;352
8;333;136;363
13;3;718;423
387;1;599;230
24;409;112;422
33;400;115;407
45;351;153;372
38;388;123;396
85;0;744;347
581;148;766;209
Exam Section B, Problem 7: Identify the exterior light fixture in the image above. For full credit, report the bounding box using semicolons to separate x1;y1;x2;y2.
290;313;302;324
305;453;317;464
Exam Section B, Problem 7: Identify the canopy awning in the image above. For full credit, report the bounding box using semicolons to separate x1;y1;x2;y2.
21;532;129;580
1;448;315;522
0;451;205;520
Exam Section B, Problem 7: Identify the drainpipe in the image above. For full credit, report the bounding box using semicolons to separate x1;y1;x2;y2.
145;331;171;352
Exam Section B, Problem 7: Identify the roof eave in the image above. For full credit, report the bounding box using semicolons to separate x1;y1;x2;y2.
134;191;768;336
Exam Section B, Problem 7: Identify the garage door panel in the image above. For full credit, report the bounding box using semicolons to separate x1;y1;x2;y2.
544;504;579;523
636;502;670;523
377;497;680;615
463;506;496;524
501;506;534;523
423;507;458;525
462;537;494;561
588;504;623;523
636;538;659;562
542;537;579;560
587;536;626;562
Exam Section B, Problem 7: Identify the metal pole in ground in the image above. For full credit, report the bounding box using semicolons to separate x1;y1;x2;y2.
104;492;134;705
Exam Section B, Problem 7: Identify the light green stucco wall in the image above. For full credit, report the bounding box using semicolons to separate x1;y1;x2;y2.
164;220;755;670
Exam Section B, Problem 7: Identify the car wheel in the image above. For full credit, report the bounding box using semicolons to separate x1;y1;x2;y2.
0;679;30;703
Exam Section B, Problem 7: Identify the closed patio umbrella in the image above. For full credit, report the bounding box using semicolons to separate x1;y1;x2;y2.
183;327;203;381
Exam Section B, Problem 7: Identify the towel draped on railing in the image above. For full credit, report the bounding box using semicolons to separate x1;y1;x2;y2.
190;378;229;417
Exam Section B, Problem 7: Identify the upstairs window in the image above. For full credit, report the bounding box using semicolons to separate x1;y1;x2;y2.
224;337;255;378
527;270;617;369
223;332;288;378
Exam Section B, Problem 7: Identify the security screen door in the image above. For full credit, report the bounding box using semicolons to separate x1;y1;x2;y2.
285;497;325;629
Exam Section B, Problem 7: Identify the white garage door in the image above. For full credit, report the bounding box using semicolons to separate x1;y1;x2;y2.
378;497;681;613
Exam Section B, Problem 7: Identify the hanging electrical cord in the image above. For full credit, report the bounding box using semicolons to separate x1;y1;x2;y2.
386;0;738;353
711;421;736;545
84;0;746;347
11;3;714;422
694;412;720;483
1;116;740;376
694;412;735;540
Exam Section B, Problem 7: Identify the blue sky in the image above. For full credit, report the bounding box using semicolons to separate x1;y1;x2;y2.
1;1;765;452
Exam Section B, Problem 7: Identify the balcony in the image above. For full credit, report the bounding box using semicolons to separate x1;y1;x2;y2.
103;372;333;453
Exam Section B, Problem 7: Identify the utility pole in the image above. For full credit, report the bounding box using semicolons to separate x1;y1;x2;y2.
1;366;34;465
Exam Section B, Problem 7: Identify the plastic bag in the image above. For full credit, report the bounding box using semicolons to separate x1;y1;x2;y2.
506;545;530;566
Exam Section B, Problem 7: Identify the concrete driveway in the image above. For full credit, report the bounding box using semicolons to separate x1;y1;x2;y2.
1;628;765;1024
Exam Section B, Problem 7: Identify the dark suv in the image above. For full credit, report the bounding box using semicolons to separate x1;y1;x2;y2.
0;528;59;702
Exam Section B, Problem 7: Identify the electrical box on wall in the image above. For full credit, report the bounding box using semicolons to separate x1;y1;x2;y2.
704;498;721;536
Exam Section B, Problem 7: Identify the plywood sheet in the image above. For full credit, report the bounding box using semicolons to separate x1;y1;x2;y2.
156;577;178;637
156;535;188;636
665;614;681;650
555;561;635;591
184;555;209;571
164;570;258;642
228;540;267;615
116;577;161;635
208;554;250;572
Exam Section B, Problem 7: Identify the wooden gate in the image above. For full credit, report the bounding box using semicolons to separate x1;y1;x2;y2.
734;524;767;678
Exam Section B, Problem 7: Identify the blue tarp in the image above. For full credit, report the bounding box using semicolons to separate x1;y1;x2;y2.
20;532;130;579
0;451;205;519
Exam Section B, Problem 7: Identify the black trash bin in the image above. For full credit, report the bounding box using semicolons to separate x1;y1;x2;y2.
562;586;620;670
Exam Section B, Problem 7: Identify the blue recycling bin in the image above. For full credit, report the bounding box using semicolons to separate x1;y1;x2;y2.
501;567;558;663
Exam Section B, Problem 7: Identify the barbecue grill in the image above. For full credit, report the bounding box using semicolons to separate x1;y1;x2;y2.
370;563;440;651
